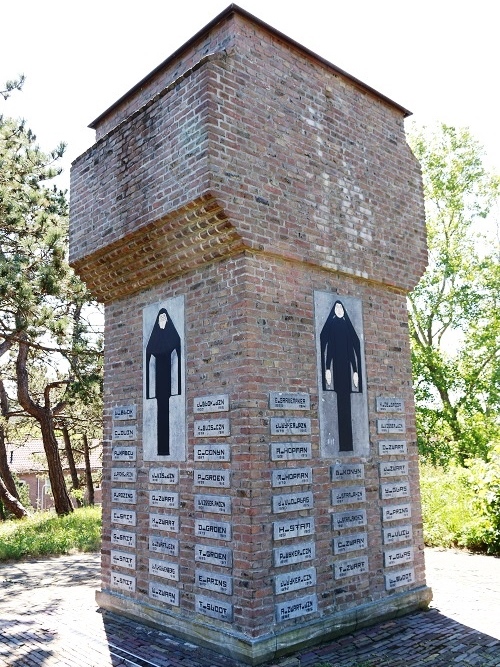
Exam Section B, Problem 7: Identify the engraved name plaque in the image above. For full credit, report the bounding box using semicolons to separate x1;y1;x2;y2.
194;394;229;414
149;468;178;484
273;518;315;540
273;541;315;567
272;468;312;487
194;444;230;462
149;491;179;509
276;594;317;622
379;440;407;456
111;572;135;592
269;392;310;411
111;509;136;526
331;464;364;481
274;567;316;595
382;503;412;522
195;494;231;514
112;446;137;461
111;468;137;483
377;419;406;434
112;425;137;441
380;461;409;477
194;470;230;488
149;582;179;606
196;569;233;595
384;546;413;567
333;556;369;579
111;529;136;548
194;419;230;438
270;442;312;461
195;519;232;541
376;397;405;413
111;489;137;504
271;417;311;436
110;550;136;570
149;514;179;532
332;509;367;530
149;559;179;581
332;486;366;506
380;482;410;500
196;595;233;622
272;492;313;513
333;532;367;555
112;405;137;421
385;567;415;590
149;535;179;557
195;544;232;568
383;524;413;544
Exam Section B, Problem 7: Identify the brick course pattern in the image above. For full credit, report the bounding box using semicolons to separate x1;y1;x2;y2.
70;6;429;664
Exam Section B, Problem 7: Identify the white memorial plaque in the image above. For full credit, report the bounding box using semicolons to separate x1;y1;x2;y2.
149;535;179;557
332;486;366;506
276;594;317;623
332;509;367;530
110;550;136;570
149;491;179;509
112;446;137;461
195;544;232;568
111;468;137;483
385;567;415;590
196;595;233;622
334;556;369;579
274;567;316;595
272;491;313;513
149;513;179;532
379;440;407;456
194;470;230;488
111;529;136;548
195;569;232;595
383;524;413;544
194;394;229;414
149;559;179;581
195;494;231;514
111;572;135;592
384;546;414;568
269;392;310;411
194;444;230;462
272;468;312;487
149;468;178;484
112;425;137;441
270;442;312;461
333;532;367;555
111;489;137;504
270;417;311;435
194;419;230;438
377;419;406;434
382;503;412;522
195;519;232;541
376;397;405;413
113;405;137;421
331;463;364;481
273;541;315;567
380;482;410;500
149;582;179;606
111;509;136;526
273;517;315;541
380;461;409;477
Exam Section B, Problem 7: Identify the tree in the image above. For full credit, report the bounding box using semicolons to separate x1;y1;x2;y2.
408;124;500;465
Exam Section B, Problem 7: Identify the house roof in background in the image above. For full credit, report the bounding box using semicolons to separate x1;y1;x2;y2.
7;440;102;474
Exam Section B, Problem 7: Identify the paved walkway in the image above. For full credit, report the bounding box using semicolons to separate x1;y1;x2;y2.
0;548;499;666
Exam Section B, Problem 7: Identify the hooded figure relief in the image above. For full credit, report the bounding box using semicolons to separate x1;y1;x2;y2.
320;300;362;452
145;308;182;456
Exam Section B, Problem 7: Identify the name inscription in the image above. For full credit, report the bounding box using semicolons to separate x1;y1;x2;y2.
271;418;311;435
112;405;137;421
194;419;230;438
194;394;229;414
270;442;312;461
269;392;310;411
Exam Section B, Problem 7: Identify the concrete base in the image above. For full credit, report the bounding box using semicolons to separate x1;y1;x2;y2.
96;586;433;665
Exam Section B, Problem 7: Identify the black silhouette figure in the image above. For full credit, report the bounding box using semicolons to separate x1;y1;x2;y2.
320;300;362;451
145;308;181;455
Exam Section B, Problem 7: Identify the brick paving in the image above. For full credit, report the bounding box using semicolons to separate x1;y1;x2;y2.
0;548;499;666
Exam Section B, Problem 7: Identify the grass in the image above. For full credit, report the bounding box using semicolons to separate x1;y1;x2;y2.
0;505;102;561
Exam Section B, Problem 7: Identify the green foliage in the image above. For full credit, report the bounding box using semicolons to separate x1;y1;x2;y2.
0;506;101;560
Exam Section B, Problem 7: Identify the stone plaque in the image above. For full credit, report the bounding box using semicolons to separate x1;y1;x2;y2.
111;509;136;526
149;535;179;557
149;582;180;606
149;467;178;484
195;544;232;568
196;569;233;595
376;397;405;413
194;470;230;488
269;392;310;411
149;514;179;532
111;572;135;592
333;532;367;555
111;468;137;483
382;503;412;522
333;556;369;579
195;519;232;541
380;461;409;477
149;559;179;581
377;419;406;434
332;486;366;506
276;594;317;623
112;446;137;461
111;529;136;548
274;567;316;595
194;419;230;438
113;404;137;421
195;494;231;514
270;417;311;436
332;509;367;530
111;488;137;505
272;491;313;514
110;550;136;570
272;468;312;487
195;595;233;622
384;567;415;590
194;394;229;414
270;442;312;461
273;541;315;567
331;463;364;481
149;491;179;509
379;440;407;456
112;425;137;441
194;444;231;462
380;482;410;500
383;524;413;544
273;517;315;541
384;546;414;568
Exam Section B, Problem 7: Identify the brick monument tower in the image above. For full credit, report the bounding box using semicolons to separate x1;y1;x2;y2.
70;6;431;663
